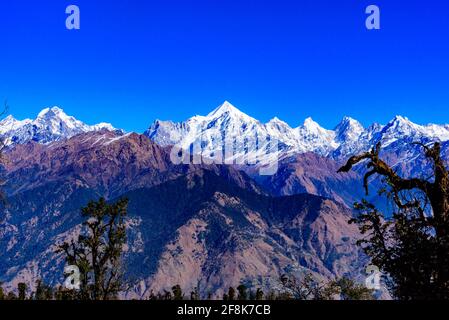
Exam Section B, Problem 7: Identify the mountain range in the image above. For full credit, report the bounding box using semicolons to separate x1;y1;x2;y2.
145;101;449;163
3;101;449;167
1;101;448;298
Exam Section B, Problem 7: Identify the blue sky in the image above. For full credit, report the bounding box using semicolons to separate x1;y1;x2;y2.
0;0;448;132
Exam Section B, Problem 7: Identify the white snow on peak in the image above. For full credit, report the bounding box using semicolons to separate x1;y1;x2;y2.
207;101;245;118
301;117;329;133
296;117;338;154
145;101;449;162
0;115;32;134
378;115;449;147
303;117;318;127
146;101;290;165
37;106;64;118
267;117;285;124
91;122;117;131
335;117;365;142
6;101;447;165
0;106;118;146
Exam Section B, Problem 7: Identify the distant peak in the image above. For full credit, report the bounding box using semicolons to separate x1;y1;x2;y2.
0;114;32;126
303;117;319;127
341;116;359;123
207;101;245;118
334;116;365;142
3;114;16;121
268;117;287;125
388;115;415;127
91;122;117;131
37;106;65;118
392;115;409;122
336;116;364;130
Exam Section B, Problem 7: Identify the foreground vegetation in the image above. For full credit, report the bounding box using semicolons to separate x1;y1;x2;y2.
0;197;373;301
0;274;373;301
339;142;449;299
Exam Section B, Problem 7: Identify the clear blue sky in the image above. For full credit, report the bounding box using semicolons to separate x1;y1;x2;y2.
0;0;448;132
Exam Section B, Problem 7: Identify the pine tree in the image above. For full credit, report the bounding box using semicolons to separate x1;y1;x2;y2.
190;287;200;300
163;290;172;300
18;283;27;300
59;197;129;300
34;280;54;300
0;282;4;300
255;288;264;300
237;285;248;300
172;285;184;300
228;287;236;301
335;278;374;300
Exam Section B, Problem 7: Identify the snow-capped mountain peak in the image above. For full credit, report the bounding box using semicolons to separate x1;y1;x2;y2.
267;116;284;124
388;115;416;129
146;101;288;166
377;115;449;147
335;116;365;142
0;115;32;134
302;117;322;130
392;115;409;122
37;106;64;118
207;101;240;117
0;107;118;146
205;101;259;126
338;116;363;128
145;101;449;164
266;117;292;131
34;106;90;131
299;117;335;139
294;117;338;155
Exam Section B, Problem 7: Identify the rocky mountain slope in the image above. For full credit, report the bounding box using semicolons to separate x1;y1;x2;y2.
252;153;368;205
123;170;364;298
0;131;275;294
0;164;363;297
2;130;262;198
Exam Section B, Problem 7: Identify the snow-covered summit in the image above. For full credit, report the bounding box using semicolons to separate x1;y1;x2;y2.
0;106;118;146
145;101;449;162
